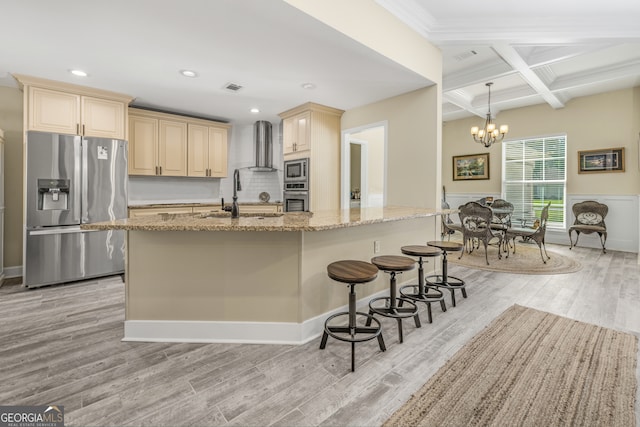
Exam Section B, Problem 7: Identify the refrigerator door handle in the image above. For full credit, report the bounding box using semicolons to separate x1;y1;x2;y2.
28;226;100;236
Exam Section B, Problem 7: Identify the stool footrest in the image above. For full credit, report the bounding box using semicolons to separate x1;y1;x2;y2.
399;284;445;302
322;311;383;344
368;297;419;319
426;274;465;289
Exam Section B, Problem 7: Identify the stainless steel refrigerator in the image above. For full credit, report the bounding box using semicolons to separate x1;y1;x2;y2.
24;131;128;288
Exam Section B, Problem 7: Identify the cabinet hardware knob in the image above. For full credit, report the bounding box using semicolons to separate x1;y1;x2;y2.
159;166;162;175
82;124;85;135
76;124;80;135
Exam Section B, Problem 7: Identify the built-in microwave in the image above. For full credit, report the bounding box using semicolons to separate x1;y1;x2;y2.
284;158;309;183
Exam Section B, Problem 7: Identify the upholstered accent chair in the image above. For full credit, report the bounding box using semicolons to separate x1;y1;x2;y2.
458;201;503;265
505;202;551;263
568;201;608;253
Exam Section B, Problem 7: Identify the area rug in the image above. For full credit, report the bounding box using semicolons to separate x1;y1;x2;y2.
447;240;581;275
384;305;638;427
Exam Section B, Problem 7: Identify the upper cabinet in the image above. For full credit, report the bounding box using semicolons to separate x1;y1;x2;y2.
128;108;229;178
282;111;310;156
187;124;228;177
14;74;131;139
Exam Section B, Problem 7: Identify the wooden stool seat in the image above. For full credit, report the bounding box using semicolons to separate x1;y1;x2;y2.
426;241;467;307
327;260;379;284
367;255;421;343
320;260;385;372
427;240;464;252
399;245;446;323
400;245;442;258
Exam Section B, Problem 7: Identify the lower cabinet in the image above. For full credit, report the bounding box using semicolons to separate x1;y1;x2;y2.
129;204;282;217
128;207;193;218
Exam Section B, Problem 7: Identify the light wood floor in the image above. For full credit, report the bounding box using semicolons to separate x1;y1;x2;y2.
1;244;639;426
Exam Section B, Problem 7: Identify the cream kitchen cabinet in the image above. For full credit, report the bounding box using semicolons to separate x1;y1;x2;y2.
239;204;282;214
282;111;310;155
129;108;228;178
187;124;228;178
14;74;131;139
128;109;188;176
128;206;193;218
279;102;344;211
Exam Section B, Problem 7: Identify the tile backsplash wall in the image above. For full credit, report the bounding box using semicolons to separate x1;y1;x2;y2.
224;169;283;203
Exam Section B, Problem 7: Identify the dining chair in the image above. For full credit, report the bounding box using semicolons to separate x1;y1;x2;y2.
504;202;551;263
458;201;503;265
441;201;463;240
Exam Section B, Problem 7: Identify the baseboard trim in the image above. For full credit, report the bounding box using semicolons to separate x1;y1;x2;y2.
123;287;390;344
4;265;22;279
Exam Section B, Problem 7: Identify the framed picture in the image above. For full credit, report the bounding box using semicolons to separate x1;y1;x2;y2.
578;147;625;173
453;153;490;181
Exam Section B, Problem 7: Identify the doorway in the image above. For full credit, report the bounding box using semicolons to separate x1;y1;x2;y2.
341;122;387;209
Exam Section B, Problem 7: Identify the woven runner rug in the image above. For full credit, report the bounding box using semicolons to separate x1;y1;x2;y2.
384;305;638;427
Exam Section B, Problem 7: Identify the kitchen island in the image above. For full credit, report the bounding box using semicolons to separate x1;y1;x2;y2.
83;206;444;344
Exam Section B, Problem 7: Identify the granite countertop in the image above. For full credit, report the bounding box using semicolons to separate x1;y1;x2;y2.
128;202;282;209
82;206;444;232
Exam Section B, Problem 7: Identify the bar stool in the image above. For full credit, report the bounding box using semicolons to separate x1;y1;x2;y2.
367;255;421;343
426;241;467;307
398;245;447;323
320;260;386;372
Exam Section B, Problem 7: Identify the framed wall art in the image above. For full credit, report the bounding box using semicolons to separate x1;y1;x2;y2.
578;147;625;174
453;153;490;181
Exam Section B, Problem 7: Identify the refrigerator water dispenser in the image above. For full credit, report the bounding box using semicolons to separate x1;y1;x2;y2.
37;178;70;210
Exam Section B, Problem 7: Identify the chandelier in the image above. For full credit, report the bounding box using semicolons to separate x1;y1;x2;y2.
470;82;508;148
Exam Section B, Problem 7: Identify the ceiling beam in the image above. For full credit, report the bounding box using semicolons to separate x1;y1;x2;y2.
492;43;565;109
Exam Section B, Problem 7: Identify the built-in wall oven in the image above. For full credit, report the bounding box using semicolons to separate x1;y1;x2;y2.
283;191;309;212
283;158;309;212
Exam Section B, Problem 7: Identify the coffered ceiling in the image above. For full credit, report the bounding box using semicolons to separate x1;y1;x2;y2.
1;1;639;125
378;0;640;121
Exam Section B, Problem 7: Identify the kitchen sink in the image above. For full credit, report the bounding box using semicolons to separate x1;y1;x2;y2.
198;211;284;219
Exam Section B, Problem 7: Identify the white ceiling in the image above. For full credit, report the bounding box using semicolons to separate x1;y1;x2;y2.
2;0;640;125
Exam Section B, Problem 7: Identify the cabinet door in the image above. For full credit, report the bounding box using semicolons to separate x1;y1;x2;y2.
158;120;187;176
28;87;80;135
81;96;125;139
208;126;228;177
187;124;209;177
283;117;295;155
128;116;158;175
294;111;310;152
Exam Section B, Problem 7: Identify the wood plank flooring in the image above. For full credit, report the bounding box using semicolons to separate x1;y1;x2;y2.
1;244;639;426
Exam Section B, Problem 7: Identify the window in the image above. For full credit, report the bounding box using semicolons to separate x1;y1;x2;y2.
502;135;566;228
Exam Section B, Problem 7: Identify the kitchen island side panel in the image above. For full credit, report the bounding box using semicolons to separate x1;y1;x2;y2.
299;216;437;322
126;230;301;322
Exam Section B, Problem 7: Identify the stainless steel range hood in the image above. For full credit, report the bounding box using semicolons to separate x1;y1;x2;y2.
250;120;276;171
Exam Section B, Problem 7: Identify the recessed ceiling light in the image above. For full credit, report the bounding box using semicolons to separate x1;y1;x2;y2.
70;69;88;77
180;70;198;78
301;82;316;90
250;108;260;113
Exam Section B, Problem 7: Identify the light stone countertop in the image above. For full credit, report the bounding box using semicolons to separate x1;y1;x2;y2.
128;202;282;209
82;206;445;232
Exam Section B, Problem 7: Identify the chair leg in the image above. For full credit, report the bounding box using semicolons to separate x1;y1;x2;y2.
600;232;607;253
568;230;574;250
320;330;329;349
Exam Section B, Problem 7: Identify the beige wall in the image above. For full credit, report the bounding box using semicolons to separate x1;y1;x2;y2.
443;87;640;195
0;86;23;270
343;87;441;208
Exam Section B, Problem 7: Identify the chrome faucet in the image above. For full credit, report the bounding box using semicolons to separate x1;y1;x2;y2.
231;169;241;218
